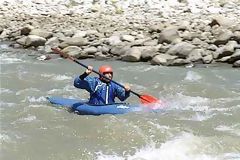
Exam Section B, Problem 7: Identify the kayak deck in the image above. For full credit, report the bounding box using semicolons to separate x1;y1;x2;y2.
47;97;149;115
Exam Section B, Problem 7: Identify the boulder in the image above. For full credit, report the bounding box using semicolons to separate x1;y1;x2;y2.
150;54;178;65
158;27;180;44
110;45;130;56
214;29;233;45
209;15;234;28
25;35;46;47
228;49;240;63
202;54;213;64
232;31;240;43
62;46;82;58
72;30;87;38
61;37;89;47
120;35;135;42
30;29;53;39
45;37;59;46
187;49;204;62
148;23;165;33
107;35;122;45
166;42;196;58
16;36;28;45
121;47;142;62
83;46;98;55
233;60;240;68
20;25;34;35
167;58;190;66
216;41;238;59
141;46;159;62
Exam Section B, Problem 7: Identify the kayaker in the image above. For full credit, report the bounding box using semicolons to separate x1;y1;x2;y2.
74;65;131;105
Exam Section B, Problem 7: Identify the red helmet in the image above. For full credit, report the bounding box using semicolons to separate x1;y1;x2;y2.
99;65;113;75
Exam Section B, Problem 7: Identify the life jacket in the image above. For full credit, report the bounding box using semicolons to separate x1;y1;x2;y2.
74;76;129;105
89;80;116;105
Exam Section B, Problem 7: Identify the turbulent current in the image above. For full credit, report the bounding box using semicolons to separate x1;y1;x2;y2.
1;44;240;160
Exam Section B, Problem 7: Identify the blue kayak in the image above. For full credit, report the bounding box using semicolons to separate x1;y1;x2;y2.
47;97;153;115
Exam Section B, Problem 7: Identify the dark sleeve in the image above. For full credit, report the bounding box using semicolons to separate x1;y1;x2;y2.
115;84;130;101
79;72;89;80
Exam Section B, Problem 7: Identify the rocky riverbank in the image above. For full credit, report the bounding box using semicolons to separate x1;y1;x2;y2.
1;0;240;67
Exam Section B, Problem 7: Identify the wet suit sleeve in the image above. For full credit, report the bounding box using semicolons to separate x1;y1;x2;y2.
115;85;130;101
73;74;96;93
79;72;88;80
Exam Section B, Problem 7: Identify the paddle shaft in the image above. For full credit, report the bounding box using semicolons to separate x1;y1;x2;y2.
65;53;142;98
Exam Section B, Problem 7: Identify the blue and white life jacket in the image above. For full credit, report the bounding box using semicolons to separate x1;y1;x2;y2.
74;76;130;105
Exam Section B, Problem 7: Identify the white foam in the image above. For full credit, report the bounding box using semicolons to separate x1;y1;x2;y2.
0;88;13;94
0;57;23;64
41;73;72;81
215;124;240;137
167;93;210;112
19;115;37;122
0;101;16;107
96;133;217;160
191;112;215;121
22;96;47;103
16;88;40;96
0;134;12;143
184;71;202;82
52;75;72;81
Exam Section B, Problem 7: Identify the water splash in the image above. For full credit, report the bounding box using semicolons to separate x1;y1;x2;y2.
96;133;218;160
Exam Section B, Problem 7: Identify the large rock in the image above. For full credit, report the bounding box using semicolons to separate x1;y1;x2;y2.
110;45;130;56
45;37;59;45
72;30;87;38
20;25;34;35
232;31;240;43
167;58;190;66
61;46;82;58
228;49;240;63
120;35;135;42
209;15;234;28
214;29;233;45
233;60;240;68
202;54;213;64
25;35;46;47
216;41;238;59
60;37;89;47
150;54;178;65
158;27;180;44
187;49;204;62
16;36;28;45
30;29;53;39
83;46;98;55
166;42;196;58
107;35;122;45
121;47;142;62
141;46;159;62
148;23;165;33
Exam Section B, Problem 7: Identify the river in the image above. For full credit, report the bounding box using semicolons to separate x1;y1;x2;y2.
1;43;240;160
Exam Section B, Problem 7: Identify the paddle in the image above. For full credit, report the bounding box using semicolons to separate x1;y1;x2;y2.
51;48;160;105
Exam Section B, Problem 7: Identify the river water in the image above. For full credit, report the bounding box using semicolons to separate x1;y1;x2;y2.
1;43;240;160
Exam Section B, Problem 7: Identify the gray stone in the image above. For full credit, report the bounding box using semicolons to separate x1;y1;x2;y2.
150;54;178;65
120;35;135;42
121;47;142;62
30;29;53;39
83;46;98;55
25;35;46;47
166;42;196;58
233;60;240;68
158;27;180;44
62;46;82;58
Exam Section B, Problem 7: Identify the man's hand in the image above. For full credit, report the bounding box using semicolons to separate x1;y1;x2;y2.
124;84;131;92
85;66;93;75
